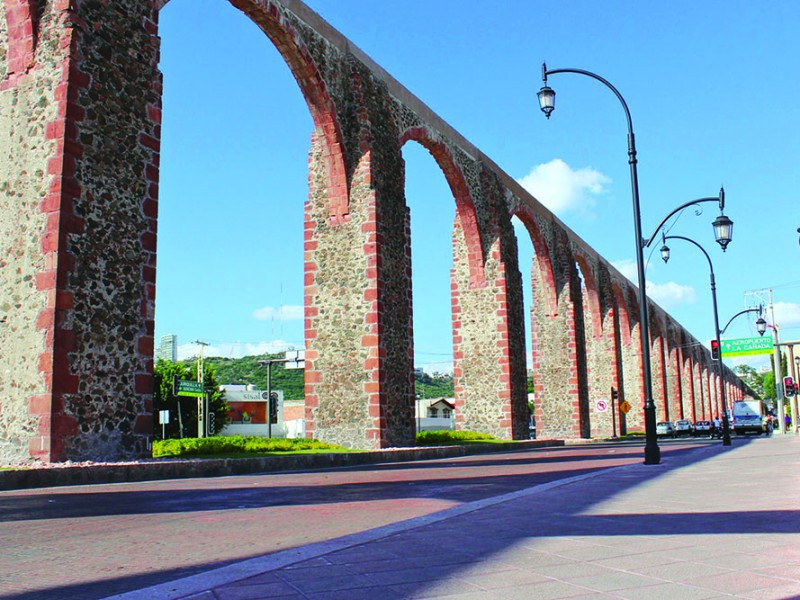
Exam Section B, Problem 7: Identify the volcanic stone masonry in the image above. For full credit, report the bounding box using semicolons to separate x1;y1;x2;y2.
0;0;752;463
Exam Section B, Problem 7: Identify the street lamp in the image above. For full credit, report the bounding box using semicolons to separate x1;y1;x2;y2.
660;234;733;445
538;64;661;461
719;305;766;338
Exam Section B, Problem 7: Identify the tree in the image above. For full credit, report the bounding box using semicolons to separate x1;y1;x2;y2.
763;371;776;400
734;364;765;398
153;359;229;439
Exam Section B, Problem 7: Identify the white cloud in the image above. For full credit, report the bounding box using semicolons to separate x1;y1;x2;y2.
613;259;638;282
517;158;611;216
773;301;800;329
177;340;301;360
646;281;697;309
611;259;696;309
416;360;454;375
252;304;304;321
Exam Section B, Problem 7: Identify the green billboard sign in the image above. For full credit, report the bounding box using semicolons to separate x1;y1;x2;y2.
720;336;774;357
177;380;204;397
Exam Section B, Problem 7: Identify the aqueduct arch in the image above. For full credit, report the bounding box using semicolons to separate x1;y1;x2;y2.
0;0;753;462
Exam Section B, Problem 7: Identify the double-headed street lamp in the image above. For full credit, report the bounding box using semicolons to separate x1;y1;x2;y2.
537;64;733;464
660;235;732;443
537;64;660;464
661;237;766;445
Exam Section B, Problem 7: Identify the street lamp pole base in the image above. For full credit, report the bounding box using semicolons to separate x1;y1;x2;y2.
644;443;661;465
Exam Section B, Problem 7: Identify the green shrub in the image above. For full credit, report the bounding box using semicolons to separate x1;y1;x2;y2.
152;436;347;458
415;430;498;445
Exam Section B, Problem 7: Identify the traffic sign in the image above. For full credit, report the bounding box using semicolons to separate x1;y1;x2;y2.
177;380;204;397
619;400;632;414
720;336;773;357
284;350;306;370
595;400;608;412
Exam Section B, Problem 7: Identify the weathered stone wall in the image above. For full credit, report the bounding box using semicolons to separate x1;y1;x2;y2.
578;254;618;438
681;343;696;422
531;228;589;440
1;1;159;462
0;1;60;463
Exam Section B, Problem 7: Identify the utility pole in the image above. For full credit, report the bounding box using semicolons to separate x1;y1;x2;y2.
746;289;785;433
195;340;209;438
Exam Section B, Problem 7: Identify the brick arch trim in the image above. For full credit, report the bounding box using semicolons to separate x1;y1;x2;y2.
156;0;349;220
611;281;632;347
573;252;603;340
3;0;38;78
399;128;486;287
509;205;557;317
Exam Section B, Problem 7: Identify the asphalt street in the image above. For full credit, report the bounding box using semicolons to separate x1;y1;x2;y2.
0;438;719;599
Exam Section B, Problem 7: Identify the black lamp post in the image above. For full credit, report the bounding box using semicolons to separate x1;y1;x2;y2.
537;64;660;464
660;234;735;445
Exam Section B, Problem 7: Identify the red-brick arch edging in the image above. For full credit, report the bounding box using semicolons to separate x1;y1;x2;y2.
508;205;557;318
156;0;349;221
399;128;485;287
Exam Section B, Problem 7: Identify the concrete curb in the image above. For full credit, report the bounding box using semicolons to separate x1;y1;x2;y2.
0;439;564;491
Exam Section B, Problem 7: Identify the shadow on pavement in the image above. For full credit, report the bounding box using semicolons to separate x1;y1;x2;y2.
3;437;773;599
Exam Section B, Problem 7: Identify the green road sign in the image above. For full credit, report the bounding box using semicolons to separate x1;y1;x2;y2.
720;336;774;357
177;380;204;397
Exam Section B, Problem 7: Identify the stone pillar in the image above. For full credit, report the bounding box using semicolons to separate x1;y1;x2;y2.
619;288;645;433
581;262;617;439
304;137;415;449
682;353;697;423
651;336;669;421
532;238;589;439
1;2;158;462
585;302;621;438
668;342;684;420
453;217;528;440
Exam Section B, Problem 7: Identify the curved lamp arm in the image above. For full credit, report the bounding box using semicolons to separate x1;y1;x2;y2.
542;65;634;135
720;306;765;337
663;235;714;277
643;188;725;249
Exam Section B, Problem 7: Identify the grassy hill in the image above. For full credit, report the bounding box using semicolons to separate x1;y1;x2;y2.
185;354;454;401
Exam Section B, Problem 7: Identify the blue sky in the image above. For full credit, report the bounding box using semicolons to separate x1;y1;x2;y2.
155;0;800;374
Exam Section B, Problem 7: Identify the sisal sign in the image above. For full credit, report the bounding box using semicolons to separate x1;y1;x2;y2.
720;336;774;357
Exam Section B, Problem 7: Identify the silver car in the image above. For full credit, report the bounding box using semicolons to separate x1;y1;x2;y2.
674;419;693;436
656;421;676;437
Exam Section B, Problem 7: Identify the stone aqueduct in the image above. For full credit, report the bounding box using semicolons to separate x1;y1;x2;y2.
0;0;753;463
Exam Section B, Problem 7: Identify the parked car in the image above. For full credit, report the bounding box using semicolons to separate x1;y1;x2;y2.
656;421;676;437
674;419;693;436
693;420;713;436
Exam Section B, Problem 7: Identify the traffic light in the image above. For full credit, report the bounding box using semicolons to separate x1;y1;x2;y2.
710;339;720;361
172;374;179;396
611;387;618;401
784;376;796;397
269;391;279;424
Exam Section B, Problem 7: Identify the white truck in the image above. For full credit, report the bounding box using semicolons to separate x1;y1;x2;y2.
731;400;766;435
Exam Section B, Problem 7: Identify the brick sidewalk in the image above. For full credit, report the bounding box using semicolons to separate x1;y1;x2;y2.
113;435;800;599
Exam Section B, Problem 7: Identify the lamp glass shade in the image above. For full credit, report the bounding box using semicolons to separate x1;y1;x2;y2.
660;244;670;263
756;317;767;336
537;86;555;118
713;214;733;250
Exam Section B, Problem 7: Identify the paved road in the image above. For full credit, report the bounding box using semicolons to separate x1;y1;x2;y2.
0;438;711;598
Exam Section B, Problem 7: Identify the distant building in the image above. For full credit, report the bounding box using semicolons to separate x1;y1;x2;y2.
415;397;456;432
156;334;177;362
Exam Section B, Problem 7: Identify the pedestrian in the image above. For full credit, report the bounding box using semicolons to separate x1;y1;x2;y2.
786;414;792;431
713;414;721;438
